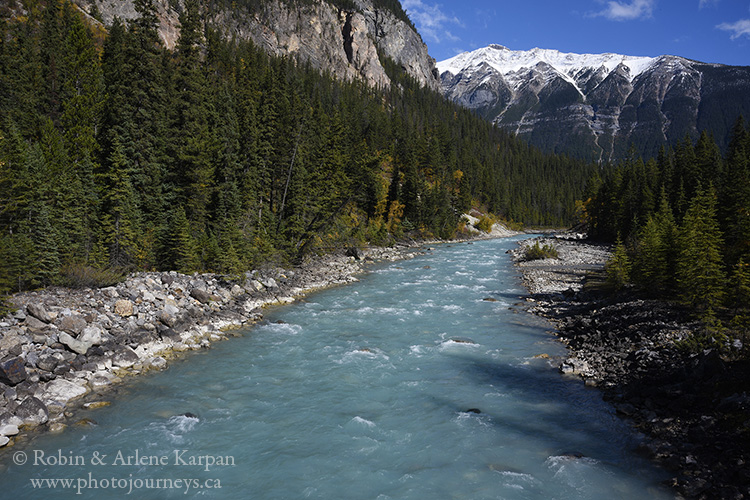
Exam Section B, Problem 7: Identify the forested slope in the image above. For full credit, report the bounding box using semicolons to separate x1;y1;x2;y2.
0;0;596;296
586;123;750;335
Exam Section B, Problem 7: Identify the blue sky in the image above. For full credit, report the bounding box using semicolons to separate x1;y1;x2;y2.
403;0;750;66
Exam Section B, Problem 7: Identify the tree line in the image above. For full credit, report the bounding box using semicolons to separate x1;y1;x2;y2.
0;0;596;298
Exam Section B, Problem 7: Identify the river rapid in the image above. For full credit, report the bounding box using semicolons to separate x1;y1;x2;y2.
1;236;672;499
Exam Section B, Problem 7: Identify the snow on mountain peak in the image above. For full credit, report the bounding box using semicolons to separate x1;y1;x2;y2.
437;45;658;86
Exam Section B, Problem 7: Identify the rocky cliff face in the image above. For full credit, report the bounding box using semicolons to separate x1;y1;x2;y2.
76;0;438;91
438;45;750;161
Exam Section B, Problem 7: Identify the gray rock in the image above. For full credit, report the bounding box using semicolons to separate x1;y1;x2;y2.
27;303;53;323
79;326;103;345
190;289;212;304
260;277;278;289
0;328;24;351
24;350;39;368
15;396;49;426
58;332;93;356
158;310;176;327
24;315;49;331
58;314;87;334
0;412;23;427
111;346;139;368
0;357;28;385
0;423;20;436
40;379;88;406
149;357;168;370
36;353;61;373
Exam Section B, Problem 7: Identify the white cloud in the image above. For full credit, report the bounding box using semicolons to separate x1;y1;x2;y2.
592;0;655;21
402;0;463;44
717;18;750;39
699;0;719;8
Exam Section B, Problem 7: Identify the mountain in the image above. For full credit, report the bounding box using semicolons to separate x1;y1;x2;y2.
437;44;750;161
71;0;439;90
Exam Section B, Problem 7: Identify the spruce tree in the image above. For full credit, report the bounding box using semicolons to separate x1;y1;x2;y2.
676;186;726;314
100;137;140;268
606;237;631;291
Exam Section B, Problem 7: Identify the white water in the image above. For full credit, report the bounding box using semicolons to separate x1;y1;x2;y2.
1;237;672;498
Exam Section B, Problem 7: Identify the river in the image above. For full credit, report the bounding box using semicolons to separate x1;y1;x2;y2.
1;236;672;499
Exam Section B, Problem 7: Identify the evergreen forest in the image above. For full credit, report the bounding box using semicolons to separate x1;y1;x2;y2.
585;122;750;335
0;0;597;297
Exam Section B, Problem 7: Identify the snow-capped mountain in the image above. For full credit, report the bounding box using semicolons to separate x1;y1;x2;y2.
438;45;750;161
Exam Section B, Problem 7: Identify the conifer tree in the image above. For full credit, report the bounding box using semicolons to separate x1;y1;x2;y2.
100;137;140;268
676;186;726;313
606;237;631;290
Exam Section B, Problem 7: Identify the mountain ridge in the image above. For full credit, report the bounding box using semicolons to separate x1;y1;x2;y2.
68;0;440;91
437;44;750;161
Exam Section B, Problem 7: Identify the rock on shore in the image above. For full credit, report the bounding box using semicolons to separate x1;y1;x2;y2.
512;235;750;500
0;245;418;447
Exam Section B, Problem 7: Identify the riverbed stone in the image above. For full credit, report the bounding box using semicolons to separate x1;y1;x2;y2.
111;346;139;368
58;314;87;335
113;299;134;317
0;329;24;352
0;423;18;436
27;303;53;323
16;396;49;426
40;379;88;406
0;357;27;386
190;288;212;304
79;326;103;346
57;332;93;356
24;315;49;332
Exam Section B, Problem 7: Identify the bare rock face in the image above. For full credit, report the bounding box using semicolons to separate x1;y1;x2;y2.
74;0;438;91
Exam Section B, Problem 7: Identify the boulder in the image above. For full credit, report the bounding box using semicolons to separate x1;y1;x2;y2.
40;379;88;406
57;332;93;356
24;315;49;331
58;314;87;335
0;424;20;436
15;396;49;427
79;326;103;345
149;357;168;370
190;288;212;304
113;299;134;317
0;412;23;427
27;303;53;323
111;346;139;368
0;357;28;385
261;277;278;289
36;353;61;373
158;310;176;328
0;329;24;352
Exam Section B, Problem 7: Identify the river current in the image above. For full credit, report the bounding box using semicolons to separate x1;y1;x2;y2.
2;236;672;499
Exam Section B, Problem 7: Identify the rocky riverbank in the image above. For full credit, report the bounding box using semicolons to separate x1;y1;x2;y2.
0;244;431;448
512;235;750;500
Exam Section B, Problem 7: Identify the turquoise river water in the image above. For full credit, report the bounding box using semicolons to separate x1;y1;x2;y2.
1;236;673;499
